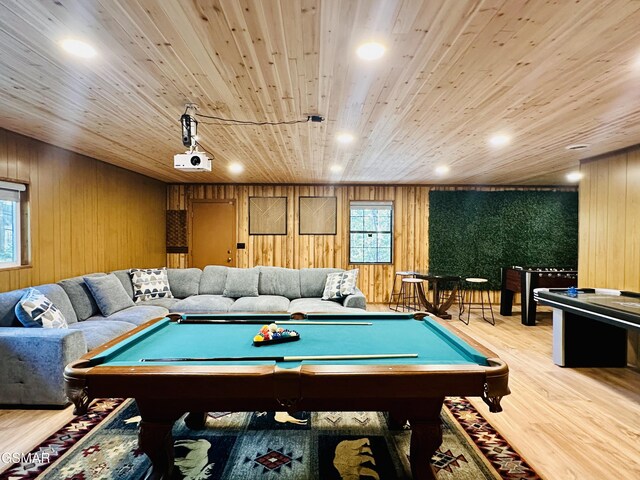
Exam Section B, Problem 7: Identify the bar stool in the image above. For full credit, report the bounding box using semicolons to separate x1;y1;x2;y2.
398;277;425;312
459;277;495;325
388;271;416;311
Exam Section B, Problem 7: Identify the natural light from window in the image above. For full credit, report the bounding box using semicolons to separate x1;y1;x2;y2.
349;201;393;264
0;181;25;268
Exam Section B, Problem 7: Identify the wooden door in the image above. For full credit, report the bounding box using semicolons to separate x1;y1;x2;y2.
191;201;236;268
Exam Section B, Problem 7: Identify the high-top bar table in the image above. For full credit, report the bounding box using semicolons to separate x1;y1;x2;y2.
414;273;461;319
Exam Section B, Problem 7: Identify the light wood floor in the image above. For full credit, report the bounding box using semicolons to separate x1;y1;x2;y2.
1;305;639;479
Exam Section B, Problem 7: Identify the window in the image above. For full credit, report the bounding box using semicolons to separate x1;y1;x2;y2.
349;201;393;264
0;181;26;268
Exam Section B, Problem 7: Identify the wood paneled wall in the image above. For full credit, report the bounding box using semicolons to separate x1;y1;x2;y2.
0;128;166;292
167;184;575;304
578;146;640;367
167;185;429;303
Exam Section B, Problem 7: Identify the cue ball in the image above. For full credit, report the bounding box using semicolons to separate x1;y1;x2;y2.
268;323;278;332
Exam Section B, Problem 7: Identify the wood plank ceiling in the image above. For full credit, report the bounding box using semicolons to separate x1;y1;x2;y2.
1;0;640;184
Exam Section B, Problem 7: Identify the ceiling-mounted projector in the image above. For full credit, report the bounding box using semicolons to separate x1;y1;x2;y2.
174;150;212;172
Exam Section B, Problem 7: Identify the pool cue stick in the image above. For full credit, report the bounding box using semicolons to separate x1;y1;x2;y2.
140;353;418;363
177;319;372;326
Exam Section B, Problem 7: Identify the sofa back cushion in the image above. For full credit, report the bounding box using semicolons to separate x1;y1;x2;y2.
0;288;28;327
258;267;301;300
199;266;229;295
111;269;134;299
299;268;344;298
167;268;202;299
58;273;106;321
223;268;259;298
35;283;79;324
84;273;135;316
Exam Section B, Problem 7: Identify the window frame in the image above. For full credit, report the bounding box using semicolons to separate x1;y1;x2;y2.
0;180;27;270
348;200;394;265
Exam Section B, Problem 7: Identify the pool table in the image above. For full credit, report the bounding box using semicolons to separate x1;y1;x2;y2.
64;312;510;480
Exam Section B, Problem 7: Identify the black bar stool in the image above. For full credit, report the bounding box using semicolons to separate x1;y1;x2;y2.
459;277;495;325
388;271;416;311
399;277;424;312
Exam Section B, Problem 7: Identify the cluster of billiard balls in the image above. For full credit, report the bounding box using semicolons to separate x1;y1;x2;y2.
253;323;299;343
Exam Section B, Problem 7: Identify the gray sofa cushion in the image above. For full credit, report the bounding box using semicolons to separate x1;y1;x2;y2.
35;284;79;324
69;320;134;350
288;297;355;313
230;295;290;312
199;266;228;295
85;305;169;326
138;297;180;309
223;268;259;298
167;268;202;299
170;295;235;313
258;267;301;300
0;288;27;327
299;268;344;298
59;273;106;321
111;269;134;299
84;274;135;316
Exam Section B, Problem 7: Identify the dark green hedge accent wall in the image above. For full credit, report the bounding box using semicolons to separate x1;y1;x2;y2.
428;191;578;289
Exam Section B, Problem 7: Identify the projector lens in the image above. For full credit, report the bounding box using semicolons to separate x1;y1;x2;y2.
190;156;201;166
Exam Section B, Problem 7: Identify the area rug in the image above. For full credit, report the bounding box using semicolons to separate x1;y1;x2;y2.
1;398;540;479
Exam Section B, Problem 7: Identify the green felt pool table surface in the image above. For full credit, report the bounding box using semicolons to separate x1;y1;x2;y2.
89;312;489;367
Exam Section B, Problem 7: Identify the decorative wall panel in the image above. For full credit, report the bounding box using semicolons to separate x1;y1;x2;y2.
299;196;337;235
249;197;287;235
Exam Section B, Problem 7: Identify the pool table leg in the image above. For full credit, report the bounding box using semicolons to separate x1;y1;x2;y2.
137;402;183;480
138;420;175;480
184;411;207;429
408;397;444;480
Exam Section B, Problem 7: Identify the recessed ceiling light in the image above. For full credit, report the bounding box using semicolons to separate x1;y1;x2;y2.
228;162;244;174
435;165;450;175
330;165;343;173
356;42;386;61
566;171;583;182
336;132;354;144
565;143;590;151
60;38;97;58
488;134;511;147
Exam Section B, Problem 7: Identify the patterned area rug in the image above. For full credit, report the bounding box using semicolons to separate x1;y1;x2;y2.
0;398;540;480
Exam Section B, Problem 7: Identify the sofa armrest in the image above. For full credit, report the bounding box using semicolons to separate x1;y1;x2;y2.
342;288;367;310
0;328;87;406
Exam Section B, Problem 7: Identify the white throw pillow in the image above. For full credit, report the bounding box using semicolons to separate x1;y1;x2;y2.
15;288;68;328
129;268;174;303
322;269;359;301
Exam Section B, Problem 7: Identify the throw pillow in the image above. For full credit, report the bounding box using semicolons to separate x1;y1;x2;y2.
15;288;68;328
322;269;359;301
129;267;174;303
84;273;135;316
223;268;260;298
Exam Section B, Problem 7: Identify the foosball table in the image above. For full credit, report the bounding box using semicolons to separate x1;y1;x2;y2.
500;266;578;325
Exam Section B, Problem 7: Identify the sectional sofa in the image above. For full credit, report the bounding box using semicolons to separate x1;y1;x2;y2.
0;266;365;407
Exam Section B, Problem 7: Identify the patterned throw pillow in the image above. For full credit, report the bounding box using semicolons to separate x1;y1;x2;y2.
129;268;174;303
15;288;68;328
321;269;359;301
